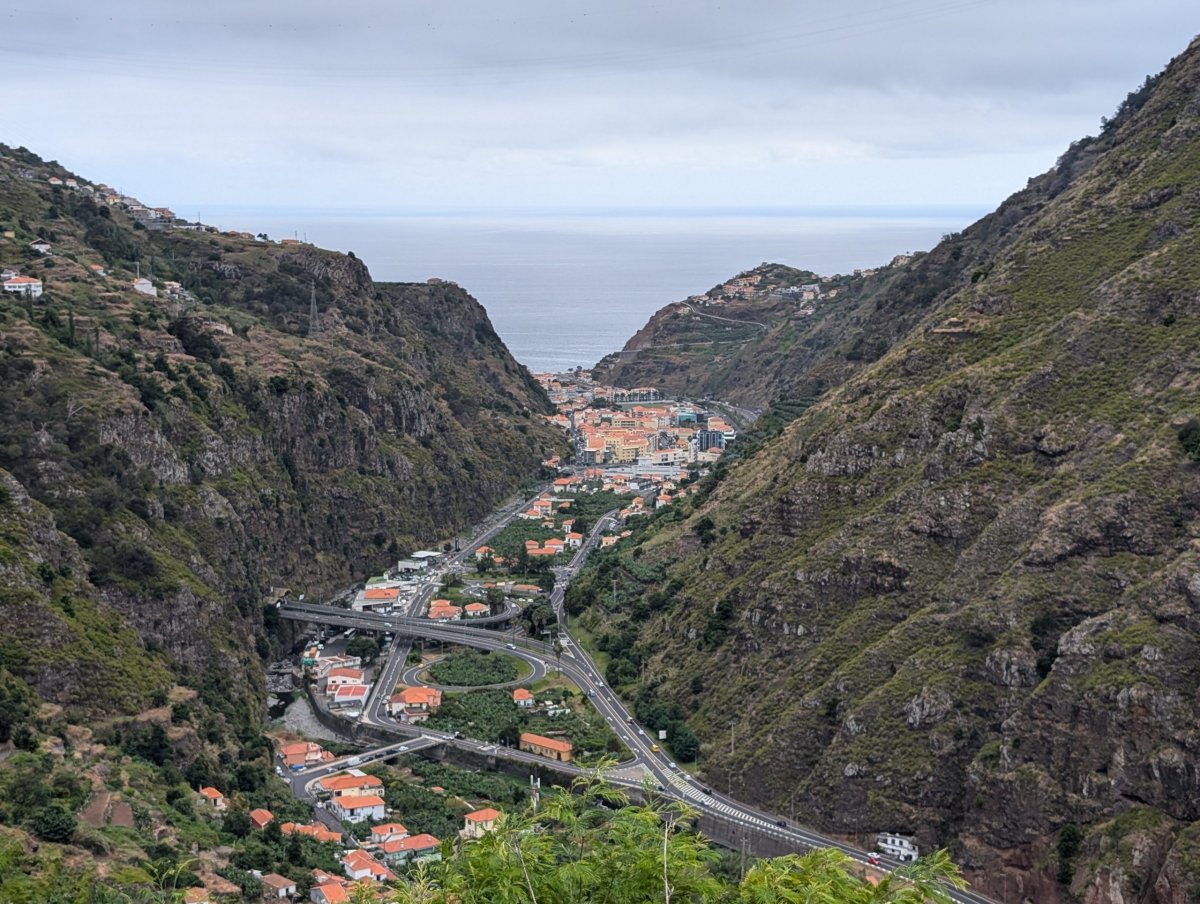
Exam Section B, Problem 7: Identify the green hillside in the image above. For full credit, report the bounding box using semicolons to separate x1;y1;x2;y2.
0;139;563;768
569;37;1200;902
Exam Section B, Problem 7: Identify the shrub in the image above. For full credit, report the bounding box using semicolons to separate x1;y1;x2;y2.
30;804;76;843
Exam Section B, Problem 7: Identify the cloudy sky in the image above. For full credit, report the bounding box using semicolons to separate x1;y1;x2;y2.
4;2;1197;213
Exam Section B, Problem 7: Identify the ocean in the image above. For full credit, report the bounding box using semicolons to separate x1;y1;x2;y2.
197;209;985;373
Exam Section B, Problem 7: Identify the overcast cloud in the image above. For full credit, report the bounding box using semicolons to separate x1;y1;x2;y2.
3;1;1197;212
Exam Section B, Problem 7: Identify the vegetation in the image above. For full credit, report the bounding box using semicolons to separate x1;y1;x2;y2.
421;688;621;765
387;772;966;903
567;41;1200;900
427;649;524;686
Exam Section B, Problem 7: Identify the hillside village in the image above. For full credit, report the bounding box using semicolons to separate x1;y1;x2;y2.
0;162;368;306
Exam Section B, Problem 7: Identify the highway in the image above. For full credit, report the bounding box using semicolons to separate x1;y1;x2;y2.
280;493;994;904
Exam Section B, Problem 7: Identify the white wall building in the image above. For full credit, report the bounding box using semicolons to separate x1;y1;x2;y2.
3;276;43;298
875;832;919;862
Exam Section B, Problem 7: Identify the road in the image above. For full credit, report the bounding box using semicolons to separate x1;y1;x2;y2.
359;486;551;728
280;499;994;904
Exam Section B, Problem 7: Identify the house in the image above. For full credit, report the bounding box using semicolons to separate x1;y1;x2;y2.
312;655;362;679
370;822;409;845
462;808;501;840
381;833;442;864
2;276;43;298
342;849;396;882
474;545;493;559
875;832;919;862
386;686;442;721
331;793;386;824
463;602;489;618
29;239;51;254
317;771;383;798
260;873;297;898
281;821;342;844
89;263;106;277
197;787;226;811
427;600;462;620
326;667;365;689
519;732;573;762
132;277;157;296
249;808;274;830
330;684;369;708
564;532;583;549
513;688;534;708
309;879;350;904
279;741;331;770
543;537;566;553
46;177;63;187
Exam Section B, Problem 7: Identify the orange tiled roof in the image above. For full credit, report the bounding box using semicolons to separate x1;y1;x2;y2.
520;732;573;753
465;807;501;822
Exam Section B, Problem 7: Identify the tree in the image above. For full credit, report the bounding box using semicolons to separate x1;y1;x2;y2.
478;554;495;575
0;668;36;743
347;636;382;664
667;721;700;763
486;586;506;616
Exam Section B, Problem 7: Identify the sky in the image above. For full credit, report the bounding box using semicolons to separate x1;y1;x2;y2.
3;2;1198;215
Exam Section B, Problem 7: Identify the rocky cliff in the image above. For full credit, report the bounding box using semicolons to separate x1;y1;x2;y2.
0;146;563;725
569;37;1200;902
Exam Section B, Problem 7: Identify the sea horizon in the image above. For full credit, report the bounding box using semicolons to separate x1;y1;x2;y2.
188;206;989;373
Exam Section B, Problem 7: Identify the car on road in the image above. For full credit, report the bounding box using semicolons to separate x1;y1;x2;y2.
347;756;362;766
650;743;660;752
702;787;712;794
775;820;787;827
668;761;677;769
867;854;881;866
626;716;634;723
505;643;516;649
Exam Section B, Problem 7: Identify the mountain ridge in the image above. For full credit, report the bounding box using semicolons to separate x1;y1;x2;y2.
568;35;1200;903
0;144;563;721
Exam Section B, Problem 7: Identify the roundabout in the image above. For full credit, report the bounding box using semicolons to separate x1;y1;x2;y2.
400;647;547;692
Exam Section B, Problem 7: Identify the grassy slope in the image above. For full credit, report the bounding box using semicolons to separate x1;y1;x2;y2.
569;38;1200;901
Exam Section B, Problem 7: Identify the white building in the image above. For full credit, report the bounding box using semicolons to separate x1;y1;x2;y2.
3;276;43;298
331;793;386;824
875;832;919;862
132;277;157;297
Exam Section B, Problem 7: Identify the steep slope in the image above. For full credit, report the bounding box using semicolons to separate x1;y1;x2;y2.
0;145;563;724
568;39;1200;902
